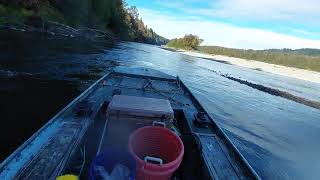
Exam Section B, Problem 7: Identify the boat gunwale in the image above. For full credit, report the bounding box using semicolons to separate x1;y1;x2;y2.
177;76;261;180
1;68;261;180
0;72;112;175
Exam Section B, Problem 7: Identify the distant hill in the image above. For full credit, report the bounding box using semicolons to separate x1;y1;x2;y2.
198;46;320;72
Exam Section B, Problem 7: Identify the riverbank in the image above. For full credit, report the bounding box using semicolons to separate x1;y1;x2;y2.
0;2;168;45
162;46;320;84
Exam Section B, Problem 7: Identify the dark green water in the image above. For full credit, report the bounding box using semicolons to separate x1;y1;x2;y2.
1;30;320;179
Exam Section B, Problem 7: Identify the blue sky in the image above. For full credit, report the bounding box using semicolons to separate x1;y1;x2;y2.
127;0;320;49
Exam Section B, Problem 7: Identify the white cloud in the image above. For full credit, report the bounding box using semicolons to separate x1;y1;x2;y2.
139;8;320;49
210;0;320;20
157;0;320;25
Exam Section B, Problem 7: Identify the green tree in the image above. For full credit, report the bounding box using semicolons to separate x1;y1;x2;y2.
0;0;169;45
166;34;202;50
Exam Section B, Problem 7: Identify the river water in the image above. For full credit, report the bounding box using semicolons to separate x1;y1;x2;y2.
1;33;320;179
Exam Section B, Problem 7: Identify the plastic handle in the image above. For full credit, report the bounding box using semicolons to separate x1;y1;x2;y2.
144;156;163;165
152;121;166;127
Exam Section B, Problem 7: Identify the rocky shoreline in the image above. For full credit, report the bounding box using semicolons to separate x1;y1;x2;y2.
223;75;320;110
161;46;320;84
161;46;320;110
0;17;117;43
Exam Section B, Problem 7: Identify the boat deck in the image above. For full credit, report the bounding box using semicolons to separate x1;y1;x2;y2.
0;67;259;180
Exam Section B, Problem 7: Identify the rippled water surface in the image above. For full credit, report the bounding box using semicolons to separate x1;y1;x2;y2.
1;35;320;179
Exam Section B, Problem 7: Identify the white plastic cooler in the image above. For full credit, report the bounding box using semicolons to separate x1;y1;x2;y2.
105;95;174;147
107;95;174;121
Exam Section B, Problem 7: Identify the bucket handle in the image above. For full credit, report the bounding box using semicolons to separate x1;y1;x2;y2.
152;121;166;127
144;156;163;165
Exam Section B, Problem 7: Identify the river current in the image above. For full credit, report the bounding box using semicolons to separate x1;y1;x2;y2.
1;34;319;179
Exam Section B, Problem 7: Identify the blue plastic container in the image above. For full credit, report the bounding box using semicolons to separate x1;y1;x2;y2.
89;148;136;180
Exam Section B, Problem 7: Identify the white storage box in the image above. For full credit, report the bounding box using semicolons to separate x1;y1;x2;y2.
107;95;174;120
105;95;174;147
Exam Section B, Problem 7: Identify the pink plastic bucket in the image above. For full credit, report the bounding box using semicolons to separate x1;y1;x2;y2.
128;126;184;180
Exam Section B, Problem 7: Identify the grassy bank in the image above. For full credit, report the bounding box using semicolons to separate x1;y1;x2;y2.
198;46;320;72
166;34;320;72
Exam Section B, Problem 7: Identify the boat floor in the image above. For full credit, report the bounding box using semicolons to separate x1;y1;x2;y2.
0;67;258;180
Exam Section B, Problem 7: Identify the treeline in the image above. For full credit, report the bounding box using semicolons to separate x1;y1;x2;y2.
199;46;320;72
0;0;168;45
260;48;320;57
166;34;320;72
166;34;203;50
